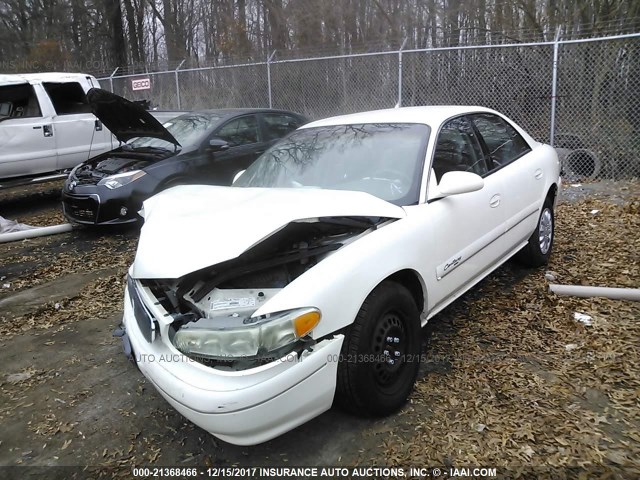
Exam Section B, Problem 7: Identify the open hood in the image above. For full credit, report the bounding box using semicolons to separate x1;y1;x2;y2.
86;88;180;147
132;186;406;279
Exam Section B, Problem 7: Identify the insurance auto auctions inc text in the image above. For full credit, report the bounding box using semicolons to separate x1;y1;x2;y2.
253;466;497;477
131;466;498;478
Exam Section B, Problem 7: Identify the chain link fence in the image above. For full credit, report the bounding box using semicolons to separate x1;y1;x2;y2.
271;52;399;118
555;37;640;180
401;45;553;140
98;34;640;180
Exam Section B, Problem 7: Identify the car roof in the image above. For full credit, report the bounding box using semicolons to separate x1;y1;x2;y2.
0;72;95;84
302;105;497;129
193;108;302;119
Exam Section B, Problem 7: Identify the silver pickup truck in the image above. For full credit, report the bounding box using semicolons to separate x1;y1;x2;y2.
0;72;183;187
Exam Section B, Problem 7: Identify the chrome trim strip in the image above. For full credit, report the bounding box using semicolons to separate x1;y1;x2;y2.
436;201;541;281
504;202;539;233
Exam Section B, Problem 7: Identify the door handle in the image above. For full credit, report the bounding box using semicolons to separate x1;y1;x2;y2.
43;125;53;137
490;194;501;208
534;168;543;180
95;119;103;131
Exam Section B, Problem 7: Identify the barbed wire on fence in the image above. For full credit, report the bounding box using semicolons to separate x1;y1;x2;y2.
98;33;640;180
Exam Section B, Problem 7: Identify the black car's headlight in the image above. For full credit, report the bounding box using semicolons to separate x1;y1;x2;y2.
172;308;321;359
98;170;146;189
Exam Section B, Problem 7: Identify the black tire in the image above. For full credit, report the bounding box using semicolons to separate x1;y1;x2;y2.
335;281;421;416
516;198;554;267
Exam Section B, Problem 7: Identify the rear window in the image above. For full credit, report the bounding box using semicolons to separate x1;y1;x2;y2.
262;113;303;141
0;84;42;120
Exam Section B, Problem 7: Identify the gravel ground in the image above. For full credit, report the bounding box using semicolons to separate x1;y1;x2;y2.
0;179;638;478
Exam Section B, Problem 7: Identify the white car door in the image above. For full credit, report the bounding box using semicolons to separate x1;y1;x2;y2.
0;82;57;178
423;116;507;314
469;113;545;251
42;81;112;170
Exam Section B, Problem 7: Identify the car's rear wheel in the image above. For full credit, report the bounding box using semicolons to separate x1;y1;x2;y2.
516;198;554;267
335;281;421;416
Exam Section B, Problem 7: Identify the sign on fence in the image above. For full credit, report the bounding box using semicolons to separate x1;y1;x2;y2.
131;78;151;91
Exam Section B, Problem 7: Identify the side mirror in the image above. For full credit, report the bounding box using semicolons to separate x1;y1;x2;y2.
208;138;230;152
432;171;484;199
232;170;246;184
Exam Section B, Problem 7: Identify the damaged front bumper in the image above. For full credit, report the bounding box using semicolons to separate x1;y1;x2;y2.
120;284;343;445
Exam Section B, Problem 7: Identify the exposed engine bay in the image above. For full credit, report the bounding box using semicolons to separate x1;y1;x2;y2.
137;216;393;369
73;147;172;183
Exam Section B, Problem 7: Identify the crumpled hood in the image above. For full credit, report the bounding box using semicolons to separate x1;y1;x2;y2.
132;186;405;279
87;88;180;146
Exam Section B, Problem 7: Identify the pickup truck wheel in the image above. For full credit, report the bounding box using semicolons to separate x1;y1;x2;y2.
516;199;554;267
336;281;421;416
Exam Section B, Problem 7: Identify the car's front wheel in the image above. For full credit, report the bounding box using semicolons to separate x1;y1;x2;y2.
335;281;421;416
516;198;555;267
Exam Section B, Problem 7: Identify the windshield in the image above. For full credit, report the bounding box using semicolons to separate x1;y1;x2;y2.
129;113;221;149
233;123;430;205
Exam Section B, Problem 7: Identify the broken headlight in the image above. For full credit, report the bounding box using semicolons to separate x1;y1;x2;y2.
98;170;146;189
172;307;321;360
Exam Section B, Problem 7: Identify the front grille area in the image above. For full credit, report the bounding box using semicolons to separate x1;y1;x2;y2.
62;194;99;222
128;278;157;343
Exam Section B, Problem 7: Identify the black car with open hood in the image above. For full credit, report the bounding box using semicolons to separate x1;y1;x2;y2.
61;89;307;225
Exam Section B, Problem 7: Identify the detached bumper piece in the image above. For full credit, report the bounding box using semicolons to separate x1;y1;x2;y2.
113;325;134;362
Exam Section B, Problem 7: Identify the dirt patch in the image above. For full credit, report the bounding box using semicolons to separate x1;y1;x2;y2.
0;269;116;317
561;178;640;205
0;180;66;226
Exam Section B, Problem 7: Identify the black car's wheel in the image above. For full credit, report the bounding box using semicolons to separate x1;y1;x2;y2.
516;198;554;267
335;281;421;416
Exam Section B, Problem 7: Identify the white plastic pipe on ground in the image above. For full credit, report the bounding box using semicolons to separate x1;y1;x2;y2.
549;284;640;302
0;223;74;244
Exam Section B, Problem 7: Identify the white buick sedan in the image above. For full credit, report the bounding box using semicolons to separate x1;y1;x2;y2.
119;106;561;445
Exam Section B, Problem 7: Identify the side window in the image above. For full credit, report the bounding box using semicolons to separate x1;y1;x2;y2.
470;113;531;169
262;113;302;141
0;84;42;119
43;82;91;115
432;116;487;183
216;115;259;147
